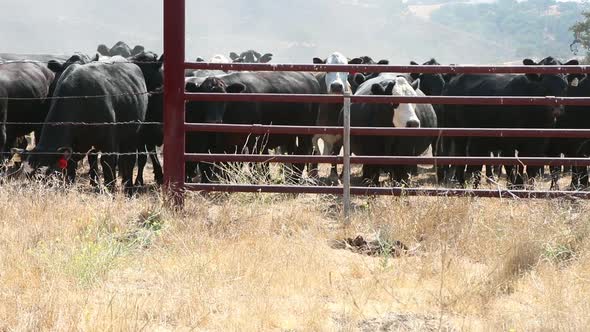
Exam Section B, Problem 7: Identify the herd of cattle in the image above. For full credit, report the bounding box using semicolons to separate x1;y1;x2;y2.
1;40;589;194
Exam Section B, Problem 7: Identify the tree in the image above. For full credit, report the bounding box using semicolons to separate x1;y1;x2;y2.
570;12;590;62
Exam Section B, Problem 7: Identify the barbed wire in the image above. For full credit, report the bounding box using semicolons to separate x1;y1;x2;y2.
0;90;162;101
2;151;161;157
1;121;162;126
0;60;163;65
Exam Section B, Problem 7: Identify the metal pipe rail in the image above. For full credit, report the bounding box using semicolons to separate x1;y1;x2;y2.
185;62;590;74
185;92;590;106
185;184;590;199
185;154;590;167
184;124;590;138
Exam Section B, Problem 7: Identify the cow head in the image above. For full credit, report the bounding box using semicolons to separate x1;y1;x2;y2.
523;57;575;118
259;53;273;63
47;53;92;96
131;45;145;56
313;52;362;94
129;52;164;91
15;146;74;181
185;77;246;124
109;41;132;58
347;56;389;93
371;77;421;128
210;54;231;63
97;44;110;56
409;59;446;96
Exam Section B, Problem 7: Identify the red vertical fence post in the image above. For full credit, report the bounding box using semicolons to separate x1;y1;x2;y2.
163;0;186;205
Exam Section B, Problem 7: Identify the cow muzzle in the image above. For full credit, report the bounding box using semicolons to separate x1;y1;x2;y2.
330;82;344;94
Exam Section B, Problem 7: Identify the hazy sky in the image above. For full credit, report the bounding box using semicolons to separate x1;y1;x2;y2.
0;0;586;64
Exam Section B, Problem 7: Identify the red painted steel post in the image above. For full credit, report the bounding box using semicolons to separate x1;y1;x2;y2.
163;0;186;205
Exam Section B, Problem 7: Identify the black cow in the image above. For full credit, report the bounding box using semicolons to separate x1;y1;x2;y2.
550;72;590;189
26;52;162;194
136;86;163;186
349;56;389;93
442;57;576;188
184;71;320;182
229;50;273;63
348;74;437;185
0;61;56;159
130;52;165;187
408;58;467;182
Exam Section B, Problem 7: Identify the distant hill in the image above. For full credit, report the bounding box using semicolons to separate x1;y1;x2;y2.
0;0;586;64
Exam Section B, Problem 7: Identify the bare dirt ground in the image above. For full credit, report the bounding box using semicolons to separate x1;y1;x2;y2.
1;160;589;331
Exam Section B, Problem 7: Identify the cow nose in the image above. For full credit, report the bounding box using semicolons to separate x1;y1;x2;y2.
406;120;420;128
330;82;344;93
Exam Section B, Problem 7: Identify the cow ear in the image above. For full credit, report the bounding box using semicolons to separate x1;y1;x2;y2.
411;78;421;91
371;83;386;95
353;73;366;86
226;83;246;93
158;54;164;63
313;57;325;64
56;147;73;161
377;59;389;65
229;52;239;61
384;82;396;95
348;57;363;65
260;53;273;63
565;59;580;66
47;60;64;73
97;44;109;55
131;45;145;56
92;53;100;61
185;81;199;92
523;58;536;66
523;58;540;81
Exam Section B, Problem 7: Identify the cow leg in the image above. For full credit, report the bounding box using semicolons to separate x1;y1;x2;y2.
526;165;543;188
135;145;147;187
118;153;136;196
390;165;412;186
291;137;310;182
101;154;117;192
149;146;164;185
88;150;100;187
550;165;562;190
581;167;589;188
331;141;342;179
571;166;588;189
434;135;450;185
506;164;525;189
452;137;468;187
362;165;380;186
309;135;320;179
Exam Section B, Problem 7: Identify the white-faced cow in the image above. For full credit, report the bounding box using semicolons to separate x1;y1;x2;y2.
348;74;436;185
311;52;362;180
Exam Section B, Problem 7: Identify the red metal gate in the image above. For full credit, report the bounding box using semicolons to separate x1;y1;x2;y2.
163;0;590;204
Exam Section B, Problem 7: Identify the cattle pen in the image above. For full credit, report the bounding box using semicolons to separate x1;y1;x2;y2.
163;0;590;213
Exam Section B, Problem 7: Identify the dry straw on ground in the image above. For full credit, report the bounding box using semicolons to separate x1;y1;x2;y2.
1;162;589;331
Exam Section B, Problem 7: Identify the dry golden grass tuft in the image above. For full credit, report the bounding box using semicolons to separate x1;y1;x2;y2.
1;177;590;331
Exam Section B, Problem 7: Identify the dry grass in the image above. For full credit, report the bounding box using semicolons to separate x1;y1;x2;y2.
1;170;590;331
